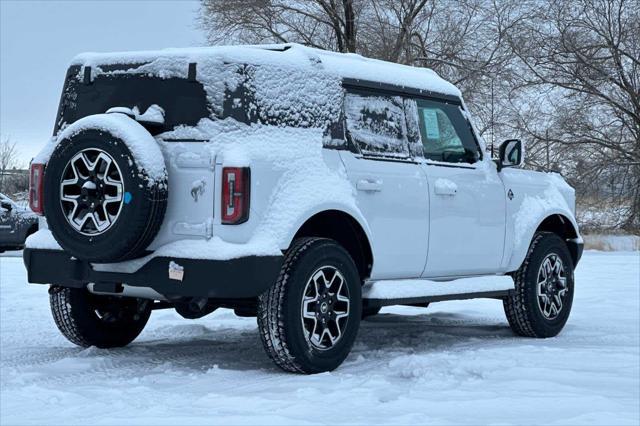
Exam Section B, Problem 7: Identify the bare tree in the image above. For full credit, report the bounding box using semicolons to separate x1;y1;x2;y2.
198;0;640;231
507;0;640;229
0;136;19;194
199;0;361;53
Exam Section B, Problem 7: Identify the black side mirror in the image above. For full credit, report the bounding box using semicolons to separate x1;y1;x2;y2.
498;139;525;171
0;201;13;212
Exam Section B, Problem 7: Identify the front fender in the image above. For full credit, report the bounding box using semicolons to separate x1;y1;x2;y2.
501;169;581;272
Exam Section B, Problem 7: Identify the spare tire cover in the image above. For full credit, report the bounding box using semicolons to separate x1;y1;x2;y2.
44;118;167;262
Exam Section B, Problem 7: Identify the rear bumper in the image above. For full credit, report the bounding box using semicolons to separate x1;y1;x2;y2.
23;248;283;300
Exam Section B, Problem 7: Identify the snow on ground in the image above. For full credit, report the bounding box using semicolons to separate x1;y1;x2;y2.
1;251;638;425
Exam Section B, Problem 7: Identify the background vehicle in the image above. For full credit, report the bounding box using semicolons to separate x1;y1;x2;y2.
23;44;583;373
0;193;38;252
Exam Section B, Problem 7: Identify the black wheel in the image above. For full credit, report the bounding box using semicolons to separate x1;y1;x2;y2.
504;232;575;338
257;238;362;374
50;286;152;348
362;306;381;319
43;127;167;262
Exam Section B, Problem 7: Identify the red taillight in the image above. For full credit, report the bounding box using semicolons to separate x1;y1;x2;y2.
29;163;45;215
221;167;250;224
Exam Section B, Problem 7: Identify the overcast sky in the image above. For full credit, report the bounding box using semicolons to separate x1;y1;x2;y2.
0;0;204;165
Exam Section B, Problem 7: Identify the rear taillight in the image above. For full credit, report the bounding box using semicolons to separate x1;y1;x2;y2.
221;167;250;224
29;163;45;215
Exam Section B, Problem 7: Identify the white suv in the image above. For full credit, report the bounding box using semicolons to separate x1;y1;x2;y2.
24;44;583;373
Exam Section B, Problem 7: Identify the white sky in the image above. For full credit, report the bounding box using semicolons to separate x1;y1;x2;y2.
0;0;204;165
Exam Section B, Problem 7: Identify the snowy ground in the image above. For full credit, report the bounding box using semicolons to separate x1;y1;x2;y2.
1;250;638;425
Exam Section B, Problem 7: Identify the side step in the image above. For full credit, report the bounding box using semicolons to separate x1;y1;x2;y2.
362;275;514;308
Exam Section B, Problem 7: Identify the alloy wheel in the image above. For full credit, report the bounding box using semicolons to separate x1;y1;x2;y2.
59;148;124;236
301;266;350;350
536;253;568;320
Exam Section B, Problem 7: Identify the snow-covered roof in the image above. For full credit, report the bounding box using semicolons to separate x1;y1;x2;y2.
70;43;461;99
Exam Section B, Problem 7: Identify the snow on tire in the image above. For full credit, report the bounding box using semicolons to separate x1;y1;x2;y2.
49;286;152;348
43;122;167;262
503;232;575;338
257;238;362;374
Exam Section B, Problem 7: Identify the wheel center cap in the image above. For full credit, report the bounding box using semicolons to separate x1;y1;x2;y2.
320;302;329;313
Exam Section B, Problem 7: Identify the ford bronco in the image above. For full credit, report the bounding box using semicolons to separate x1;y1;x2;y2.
24;44;583;374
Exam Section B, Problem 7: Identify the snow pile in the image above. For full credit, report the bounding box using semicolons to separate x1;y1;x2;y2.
249;63;343;128
34;113;167;185
24;229;62;250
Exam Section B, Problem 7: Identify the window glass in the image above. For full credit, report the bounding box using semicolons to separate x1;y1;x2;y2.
416;100;480;163
344;92;409;158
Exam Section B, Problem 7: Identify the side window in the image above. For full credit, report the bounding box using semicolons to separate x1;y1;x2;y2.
344;92;409;158
416;100;480;164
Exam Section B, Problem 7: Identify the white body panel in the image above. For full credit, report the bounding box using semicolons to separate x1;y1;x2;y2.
421;160;506;277
149;143;216;248
499;168;581;272
339;151;429;279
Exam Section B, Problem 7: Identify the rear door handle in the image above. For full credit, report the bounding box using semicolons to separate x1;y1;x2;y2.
434;178;457;196
356;179;383;192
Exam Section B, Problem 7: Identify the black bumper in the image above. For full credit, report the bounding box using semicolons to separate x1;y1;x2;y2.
23;248;283;300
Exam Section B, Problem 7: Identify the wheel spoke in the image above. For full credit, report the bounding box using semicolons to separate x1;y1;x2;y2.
325;326;340;344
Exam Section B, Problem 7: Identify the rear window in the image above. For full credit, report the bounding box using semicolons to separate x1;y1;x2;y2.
55;65;210;135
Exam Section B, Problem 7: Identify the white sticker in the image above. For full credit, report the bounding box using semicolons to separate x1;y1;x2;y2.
422;109;440;139
168;261;184;282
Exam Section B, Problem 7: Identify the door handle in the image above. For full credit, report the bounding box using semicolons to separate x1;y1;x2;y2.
356;179;383;192
434;178;457;196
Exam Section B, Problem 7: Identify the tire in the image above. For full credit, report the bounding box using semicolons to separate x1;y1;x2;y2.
362;306;381;319
503;232;575;338
257;238;362;374
43;128;167;262
49;286;152;348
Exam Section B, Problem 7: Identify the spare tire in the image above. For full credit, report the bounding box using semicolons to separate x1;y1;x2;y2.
44;116;167;262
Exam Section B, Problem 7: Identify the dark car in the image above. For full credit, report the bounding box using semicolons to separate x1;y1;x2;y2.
0;193;39;252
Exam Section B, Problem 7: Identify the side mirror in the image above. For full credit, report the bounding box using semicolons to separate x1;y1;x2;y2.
498;139;525;171
0;201;13;212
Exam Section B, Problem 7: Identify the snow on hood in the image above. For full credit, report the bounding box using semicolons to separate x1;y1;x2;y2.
70;43;461;99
